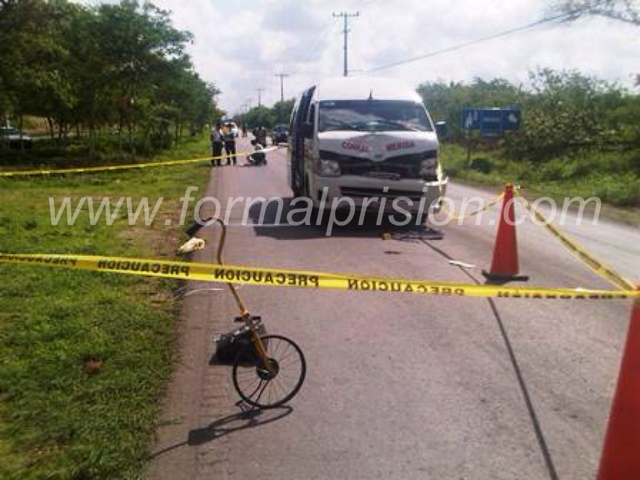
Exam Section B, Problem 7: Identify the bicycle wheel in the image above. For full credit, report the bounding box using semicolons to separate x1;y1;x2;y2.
232;334;306;409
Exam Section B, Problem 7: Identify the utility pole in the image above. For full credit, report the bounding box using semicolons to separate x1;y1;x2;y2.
274;73;289;103
242;99;251;135
333;11;359;77
255;88;264;107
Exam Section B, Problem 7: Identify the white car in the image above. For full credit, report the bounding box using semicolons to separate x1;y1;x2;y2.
1;126;33;148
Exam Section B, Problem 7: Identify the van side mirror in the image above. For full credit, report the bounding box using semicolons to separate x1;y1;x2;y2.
300;122;313;138
435;121;447;138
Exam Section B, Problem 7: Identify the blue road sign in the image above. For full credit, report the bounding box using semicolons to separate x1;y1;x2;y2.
479;109;503;137
461;108;521;136
461;108;480;130
501;108;521;131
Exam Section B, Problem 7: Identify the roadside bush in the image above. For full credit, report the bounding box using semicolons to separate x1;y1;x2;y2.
468;157;493;173
502;160;540;184
440;144;468;174
539;157;581;181
592;174;640;207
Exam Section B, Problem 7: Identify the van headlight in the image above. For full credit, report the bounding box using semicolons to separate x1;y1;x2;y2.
419;157;437;177
318;159;341;177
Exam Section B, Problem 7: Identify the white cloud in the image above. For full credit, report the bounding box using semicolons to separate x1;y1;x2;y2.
108;0;640;114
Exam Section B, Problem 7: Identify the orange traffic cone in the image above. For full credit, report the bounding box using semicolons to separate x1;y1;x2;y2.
598;294;640;480
482;183;529;283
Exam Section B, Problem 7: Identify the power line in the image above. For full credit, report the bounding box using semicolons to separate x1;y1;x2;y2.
365;7;592;74
333;11;360;76
296;18;337;66
289;0;375;74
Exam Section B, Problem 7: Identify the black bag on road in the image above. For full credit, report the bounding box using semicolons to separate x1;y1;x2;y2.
211;324;267;366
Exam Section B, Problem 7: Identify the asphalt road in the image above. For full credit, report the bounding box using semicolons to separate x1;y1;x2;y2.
147;137;639;480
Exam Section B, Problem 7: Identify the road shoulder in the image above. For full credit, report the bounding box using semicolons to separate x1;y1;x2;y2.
145;168;234;480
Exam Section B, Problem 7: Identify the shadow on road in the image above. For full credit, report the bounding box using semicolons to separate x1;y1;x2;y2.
147;405;293;460
248;197;446;242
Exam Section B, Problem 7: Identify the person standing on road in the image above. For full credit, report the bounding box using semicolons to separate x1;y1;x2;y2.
210;121;224;167
256;126;268;148
224;122;237;165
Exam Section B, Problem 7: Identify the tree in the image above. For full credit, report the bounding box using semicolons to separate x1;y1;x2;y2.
272;98;295;124
0;0;222;158
554;0;640;25
504;68;633;159
244;105;276;130
148;62;220;145
88;0;193;153
417;78;523;140
417;68;638;159
0;0;76;140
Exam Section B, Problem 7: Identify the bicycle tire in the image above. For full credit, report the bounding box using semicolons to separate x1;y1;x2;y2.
232;334;306;409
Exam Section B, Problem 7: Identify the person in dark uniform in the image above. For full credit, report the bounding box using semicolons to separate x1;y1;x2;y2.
256;126;268;148
224;122;237;165
210;121;224;166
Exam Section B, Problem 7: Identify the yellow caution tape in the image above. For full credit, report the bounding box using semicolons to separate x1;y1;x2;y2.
0;147;280;178
519;198;636;292
0;253;636;300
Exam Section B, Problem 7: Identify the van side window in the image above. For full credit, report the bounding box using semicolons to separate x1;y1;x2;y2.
297;86;315;128
289;99;299;134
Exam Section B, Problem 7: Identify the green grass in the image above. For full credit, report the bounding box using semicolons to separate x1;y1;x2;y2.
0;134;212;479
440;143;640;226
0;131;213;170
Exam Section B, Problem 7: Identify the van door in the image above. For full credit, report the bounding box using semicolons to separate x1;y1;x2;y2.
290;86;315;196
303;101;317;199
288;99;300;192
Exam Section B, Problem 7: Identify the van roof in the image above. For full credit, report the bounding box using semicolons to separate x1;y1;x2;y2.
314;77;422;103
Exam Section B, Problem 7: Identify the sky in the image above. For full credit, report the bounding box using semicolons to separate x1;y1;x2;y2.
84;0;639;115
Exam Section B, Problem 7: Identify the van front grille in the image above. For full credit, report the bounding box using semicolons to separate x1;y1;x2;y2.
319;149;437;180
340;187;426;202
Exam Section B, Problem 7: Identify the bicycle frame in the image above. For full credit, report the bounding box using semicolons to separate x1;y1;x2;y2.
212;218;274;373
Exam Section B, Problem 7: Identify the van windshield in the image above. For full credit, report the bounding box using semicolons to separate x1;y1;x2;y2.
318;100;433;133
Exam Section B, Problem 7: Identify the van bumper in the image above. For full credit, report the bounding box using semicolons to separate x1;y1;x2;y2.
313;176;448;212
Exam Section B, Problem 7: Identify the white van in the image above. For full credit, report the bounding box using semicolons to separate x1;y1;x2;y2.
288;77;447;213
